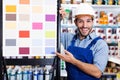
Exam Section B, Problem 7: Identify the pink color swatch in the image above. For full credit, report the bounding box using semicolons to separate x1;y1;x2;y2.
32;22;43;30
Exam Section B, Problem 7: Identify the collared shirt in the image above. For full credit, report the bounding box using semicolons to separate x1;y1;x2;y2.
61;32;109;72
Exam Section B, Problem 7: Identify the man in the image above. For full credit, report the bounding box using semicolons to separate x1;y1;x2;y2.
56;3;109;80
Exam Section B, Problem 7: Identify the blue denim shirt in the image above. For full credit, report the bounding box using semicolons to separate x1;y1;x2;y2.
61;32;109;72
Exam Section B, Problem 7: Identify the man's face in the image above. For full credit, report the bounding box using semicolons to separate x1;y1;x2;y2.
74;15;93;37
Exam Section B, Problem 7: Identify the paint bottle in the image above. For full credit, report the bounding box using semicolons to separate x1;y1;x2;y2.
33;67;39;80
17;68;23;80
23;69;28;80
45;65;52;80
35;56;40;59
108;0;113;5
38;68;44;80
45;69;50;80
28;67;33;80
96;0;102;5
7;66;12;80
10;69;16;80
71;0;76;4
61;0;66;4
118;0;120;5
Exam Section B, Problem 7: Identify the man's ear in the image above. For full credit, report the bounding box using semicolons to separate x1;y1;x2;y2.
74;19;77;26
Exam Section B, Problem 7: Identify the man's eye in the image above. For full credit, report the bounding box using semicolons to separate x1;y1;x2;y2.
87;20;91;22
87;20;92;22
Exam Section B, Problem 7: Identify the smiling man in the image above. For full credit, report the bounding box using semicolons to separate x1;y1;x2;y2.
56;3;109;80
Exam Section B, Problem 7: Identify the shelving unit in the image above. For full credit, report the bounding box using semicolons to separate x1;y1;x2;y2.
61;4;120;8
60;70;117;80
61;24;120;28
5;58;55;66
60;3;120;80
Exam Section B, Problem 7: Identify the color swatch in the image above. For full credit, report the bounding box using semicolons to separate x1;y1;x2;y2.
6;5;16;12
3;0;57;56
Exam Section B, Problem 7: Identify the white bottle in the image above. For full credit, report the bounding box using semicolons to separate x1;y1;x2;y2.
45;69;50;80
10;70;16;80
33;67;39;80
61;43;65;54
17;69;22;80
38;68;43;80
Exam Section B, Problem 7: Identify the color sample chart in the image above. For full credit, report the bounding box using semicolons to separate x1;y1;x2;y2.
3;0;57;56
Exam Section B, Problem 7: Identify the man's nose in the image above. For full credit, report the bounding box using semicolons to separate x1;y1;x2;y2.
83;21;87;27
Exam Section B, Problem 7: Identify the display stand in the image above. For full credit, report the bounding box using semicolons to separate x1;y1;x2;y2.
0;0;2;78
0;0;8;80
0;0;61;80
56;0;61;80
0;52;2;80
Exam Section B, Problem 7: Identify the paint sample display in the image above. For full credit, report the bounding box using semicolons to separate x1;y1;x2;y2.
3;0;57;56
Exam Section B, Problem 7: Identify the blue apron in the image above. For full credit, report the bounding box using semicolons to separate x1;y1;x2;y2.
66;36;102;80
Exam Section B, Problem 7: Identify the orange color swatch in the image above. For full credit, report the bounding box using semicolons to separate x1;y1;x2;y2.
19;31;30;38
19;0;30;4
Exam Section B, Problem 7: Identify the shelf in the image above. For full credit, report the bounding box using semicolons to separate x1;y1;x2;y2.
102;73;116;78
92;5;120;8
61;24;76;28
5;58;55;66
61;24;120;28
108;56;120;65
103;72;116;76
61;4;120;8
94;25;120;28
60;70;116;77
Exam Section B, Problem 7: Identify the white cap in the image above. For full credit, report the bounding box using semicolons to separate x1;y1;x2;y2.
75;3;95;17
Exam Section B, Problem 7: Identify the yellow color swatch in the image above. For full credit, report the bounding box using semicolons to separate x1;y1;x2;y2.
6;5;16;12
45;31;55;38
